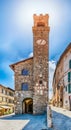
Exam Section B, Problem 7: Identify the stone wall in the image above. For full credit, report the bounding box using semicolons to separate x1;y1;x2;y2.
32;14;49;114
33;95;47;114
52;43;71;110
14;91;33;114
14;58;33;91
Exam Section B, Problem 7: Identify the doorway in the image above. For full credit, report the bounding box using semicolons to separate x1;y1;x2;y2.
22;98;33;114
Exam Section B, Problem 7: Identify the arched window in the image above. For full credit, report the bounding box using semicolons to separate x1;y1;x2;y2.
22;69;29;76
21;83;28;91
37;22;45;27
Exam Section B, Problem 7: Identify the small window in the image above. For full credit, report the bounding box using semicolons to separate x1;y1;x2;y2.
60;99;62;102
69;60;71;69
2;89;4;93
39;80;42;84
9;99;12;103
5;90;7;95
3;97;6;102
21;83;28;91
0;97;2;102
22;69;29;76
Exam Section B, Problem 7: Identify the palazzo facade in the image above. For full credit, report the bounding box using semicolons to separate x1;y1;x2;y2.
52;43;71;110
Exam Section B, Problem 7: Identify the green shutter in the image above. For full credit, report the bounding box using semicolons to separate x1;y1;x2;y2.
69;60;71;69
68;72;70;82
68;84;70;93
70;72;71;82
70;84;71;93
68;84;71;93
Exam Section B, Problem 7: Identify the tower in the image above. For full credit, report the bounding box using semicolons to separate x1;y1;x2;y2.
32;14;50;114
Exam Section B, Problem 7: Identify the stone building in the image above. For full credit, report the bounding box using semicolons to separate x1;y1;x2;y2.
0;84;14;115
10;14;50;114
52;43;71;110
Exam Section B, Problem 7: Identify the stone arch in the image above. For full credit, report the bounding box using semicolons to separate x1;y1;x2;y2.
22;98;33;114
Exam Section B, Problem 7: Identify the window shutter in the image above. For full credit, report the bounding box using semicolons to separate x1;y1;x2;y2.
68;84;71;93
68;72;70;82
69;60;71;69
68;84;70;93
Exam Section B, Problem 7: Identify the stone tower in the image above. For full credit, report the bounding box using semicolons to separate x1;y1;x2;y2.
10;14;50;115
33;14;50;114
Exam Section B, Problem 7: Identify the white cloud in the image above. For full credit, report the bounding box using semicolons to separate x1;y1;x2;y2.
28;52;33;57
49;60;56;99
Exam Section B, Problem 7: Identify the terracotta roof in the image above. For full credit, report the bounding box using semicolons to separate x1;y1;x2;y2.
0;84;14;91
7;87;15;92
10;57;33;71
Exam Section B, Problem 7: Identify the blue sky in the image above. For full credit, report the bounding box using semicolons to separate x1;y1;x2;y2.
0;0;71;97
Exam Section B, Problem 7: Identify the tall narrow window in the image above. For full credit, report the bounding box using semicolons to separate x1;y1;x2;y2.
69;60;71;69
21;83;28;91
22;69;29;76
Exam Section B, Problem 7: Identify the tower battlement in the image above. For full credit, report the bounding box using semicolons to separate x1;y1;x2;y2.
33;14;49;27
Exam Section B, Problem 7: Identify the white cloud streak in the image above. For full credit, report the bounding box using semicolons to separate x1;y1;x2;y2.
49;60;56;99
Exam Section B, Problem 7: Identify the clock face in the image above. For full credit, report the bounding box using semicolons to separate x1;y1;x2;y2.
36;39;46;45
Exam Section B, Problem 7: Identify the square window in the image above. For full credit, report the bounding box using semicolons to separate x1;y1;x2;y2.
21;83;28;91
39;80;42;84
22;69;29;76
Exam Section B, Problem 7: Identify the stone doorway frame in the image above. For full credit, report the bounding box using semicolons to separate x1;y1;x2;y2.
22;98;33;114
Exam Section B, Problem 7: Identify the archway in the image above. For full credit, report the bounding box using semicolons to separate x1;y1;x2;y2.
22;98;33;114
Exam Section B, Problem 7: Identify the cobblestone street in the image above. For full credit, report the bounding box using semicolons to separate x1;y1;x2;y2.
0;109;71;130
0;114;47;130
52;106;71;130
